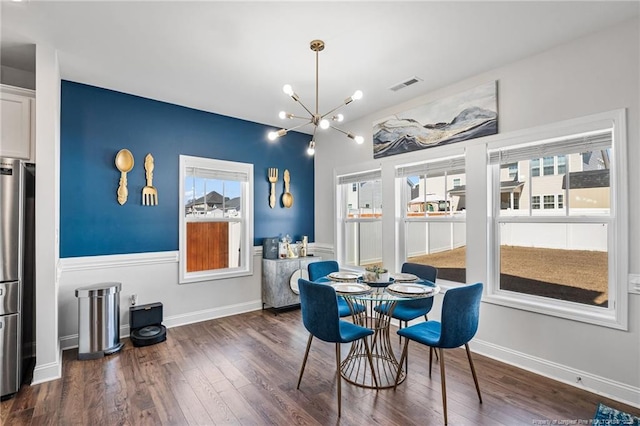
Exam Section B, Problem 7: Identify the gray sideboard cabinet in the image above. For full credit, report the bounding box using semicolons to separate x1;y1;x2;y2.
262;257;322;310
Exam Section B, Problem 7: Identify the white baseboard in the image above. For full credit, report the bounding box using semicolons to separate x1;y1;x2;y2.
30;347;62;385
471;338;640;409
60;299;262;351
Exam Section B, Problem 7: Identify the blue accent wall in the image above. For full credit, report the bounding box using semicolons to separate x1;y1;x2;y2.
60;81;314;257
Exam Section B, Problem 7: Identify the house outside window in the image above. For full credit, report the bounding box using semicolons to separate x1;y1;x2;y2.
179;155;253;283
397;156;466;283
336;169;382;268
488;113;627;329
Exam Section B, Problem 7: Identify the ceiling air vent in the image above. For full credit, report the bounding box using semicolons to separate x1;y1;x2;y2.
389;76;422;92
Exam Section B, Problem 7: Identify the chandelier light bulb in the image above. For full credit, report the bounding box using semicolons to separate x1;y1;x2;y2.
268;129;287;141
279;111;287;120
355;135;364;144
352;90;363;101
319;119;330;129
282;84;294;96
335;114;344;122
307;141;316;156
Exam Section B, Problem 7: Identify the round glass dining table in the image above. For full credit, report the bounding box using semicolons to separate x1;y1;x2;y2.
317;276;440;389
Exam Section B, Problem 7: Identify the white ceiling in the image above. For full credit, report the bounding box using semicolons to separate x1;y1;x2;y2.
1;1;638;133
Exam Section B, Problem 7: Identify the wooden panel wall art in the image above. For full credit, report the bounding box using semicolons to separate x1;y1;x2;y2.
186;222;229;272
373;81;498;158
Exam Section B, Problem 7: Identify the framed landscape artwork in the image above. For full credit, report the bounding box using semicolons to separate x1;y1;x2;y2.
373;81;498;158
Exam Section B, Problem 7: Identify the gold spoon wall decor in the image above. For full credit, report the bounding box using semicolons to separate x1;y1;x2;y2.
115;149;134;205
282;169;293;208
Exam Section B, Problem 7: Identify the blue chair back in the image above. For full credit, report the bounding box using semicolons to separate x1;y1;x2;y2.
308;260;339;282
401;263;437;283
439;282;483;348
400;263;438;310
298;278;341;343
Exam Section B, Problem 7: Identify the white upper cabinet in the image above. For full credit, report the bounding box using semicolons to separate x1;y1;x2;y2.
1;85;35;162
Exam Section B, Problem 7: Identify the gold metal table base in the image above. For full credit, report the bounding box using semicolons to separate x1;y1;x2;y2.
340;295;405;389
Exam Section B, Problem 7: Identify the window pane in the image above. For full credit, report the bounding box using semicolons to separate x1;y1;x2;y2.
567;150;610;216
557;155;567;175
543;156;554;176
344;221;382;268
405;221;466;283
532;196;540;209
531;158;540;177
405;169;466;216
543;195;555;209
499;222;608;307
186;222;239;271
185;177;242;218
346;179;382;218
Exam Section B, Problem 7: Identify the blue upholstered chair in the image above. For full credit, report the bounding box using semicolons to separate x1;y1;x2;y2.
296;278;378;416
307;260;364;317
375;263;438;336
394;282;484;425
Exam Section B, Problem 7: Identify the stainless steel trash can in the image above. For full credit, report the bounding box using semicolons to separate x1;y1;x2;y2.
75;282;124;360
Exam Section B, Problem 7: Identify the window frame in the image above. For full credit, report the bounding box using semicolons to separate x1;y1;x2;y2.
335;166;383;270
178;155;254;284
485;109;628;330
396;155;468;284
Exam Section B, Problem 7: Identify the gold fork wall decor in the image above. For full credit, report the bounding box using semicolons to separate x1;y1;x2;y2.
142;153;158;205
268;168;278;208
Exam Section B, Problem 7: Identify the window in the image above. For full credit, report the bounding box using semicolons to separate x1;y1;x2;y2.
543;195;555;209
531;158;540;177
508;163;518;180
336;169;382;268
488;115;627;329
179;155;253;283
532;196;540;209
557;155;567;175
543;156;555;175
396;156;466;283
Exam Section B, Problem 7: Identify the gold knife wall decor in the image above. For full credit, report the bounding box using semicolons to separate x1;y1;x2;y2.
142;153;158;205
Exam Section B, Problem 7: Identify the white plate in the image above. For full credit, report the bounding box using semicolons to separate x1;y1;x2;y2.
392;273;419;282
289;269;309;295
331;282;372;295
386;283;433;297
328;271;360;282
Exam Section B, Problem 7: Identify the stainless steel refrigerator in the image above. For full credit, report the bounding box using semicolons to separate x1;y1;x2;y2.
1;158;35;400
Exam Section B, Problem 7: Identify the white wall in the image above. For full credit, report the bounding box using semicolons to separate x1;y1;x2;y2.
315;19;640;405
57;251;264;349
32;44;62;384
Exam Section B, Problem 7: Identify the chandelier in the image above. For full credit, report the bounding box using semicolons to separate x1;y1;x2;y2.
268;39;364;156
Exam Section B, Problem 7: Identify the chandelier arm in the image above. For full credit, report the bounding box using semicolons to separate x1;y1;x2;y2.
321;102;350;120
284;120;314;133
286;114;312;121
328;124;349;137
292;97;315;118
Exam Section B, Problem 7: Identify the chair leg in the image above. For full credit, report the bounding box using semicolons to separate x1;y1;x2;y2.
335;343;342;417
429;346;433;377
398;320;403;345
465;343;483;403
394;339;410;390
297;334;313;389
439;348;448;425
363;338;379;389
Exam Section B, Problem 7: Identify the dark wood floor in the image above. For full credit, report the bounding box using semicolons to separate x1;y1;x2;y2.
2;308;638;425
